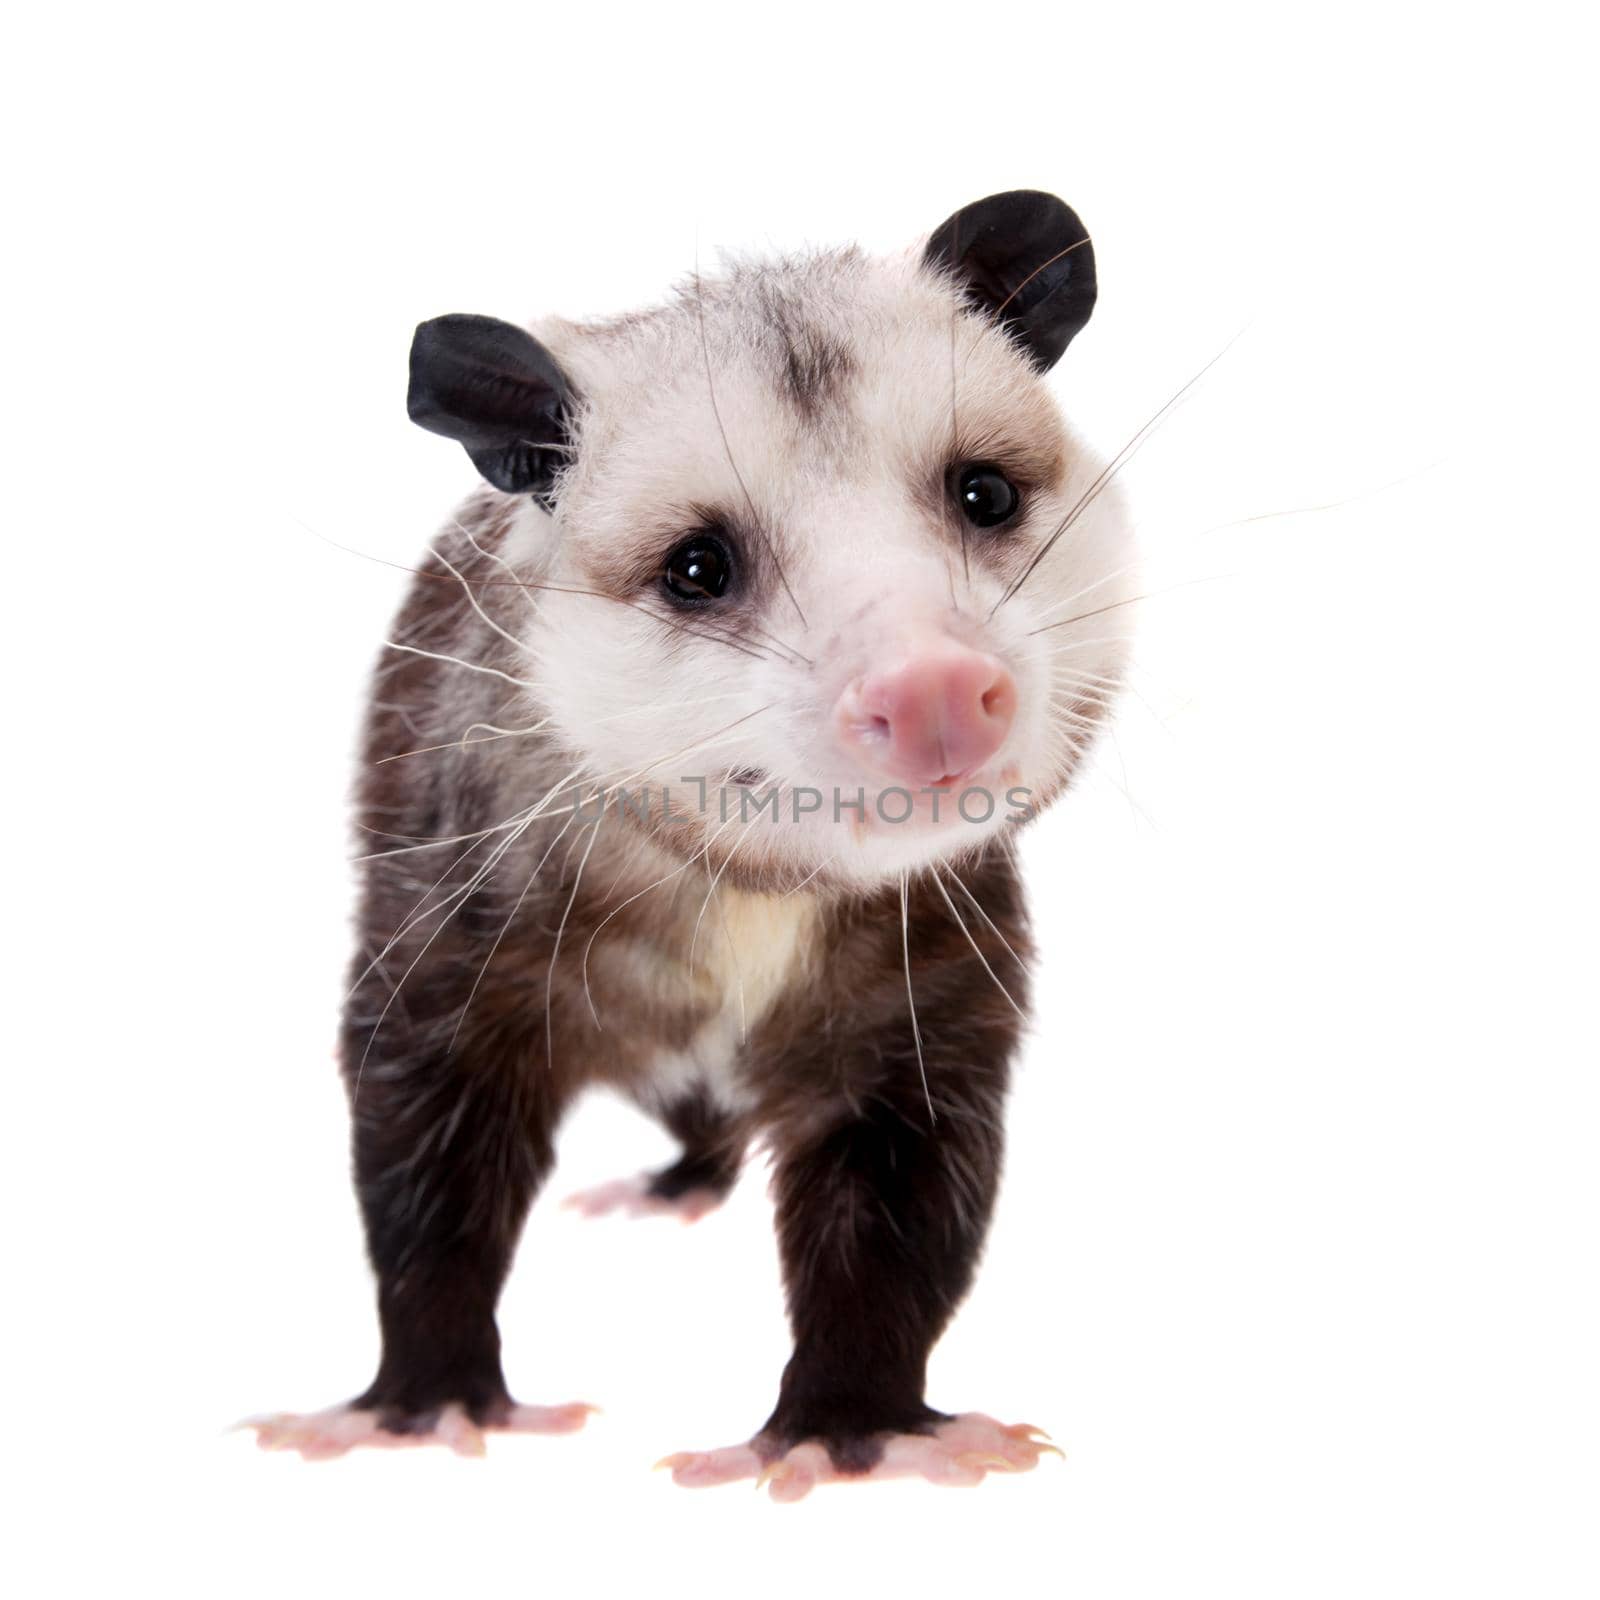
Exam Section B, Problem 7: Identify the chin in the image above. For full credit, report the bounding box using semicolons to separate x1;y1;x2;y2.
634;753;1050;895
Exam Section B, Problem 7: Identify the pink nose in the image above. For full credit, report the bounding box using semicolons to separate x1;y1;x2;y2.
835;640;1017;786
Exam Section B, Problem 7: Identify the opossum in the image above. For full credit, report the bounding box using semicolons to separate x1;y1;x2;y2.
250;190;1136;1499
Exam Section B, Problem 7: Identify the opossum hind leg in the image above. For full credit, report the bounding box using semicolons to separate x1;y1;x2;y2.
565;1089;744;1223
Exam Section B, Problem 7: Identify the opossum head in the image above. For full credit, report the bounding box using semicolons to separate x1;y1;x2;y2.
408;191;1136;891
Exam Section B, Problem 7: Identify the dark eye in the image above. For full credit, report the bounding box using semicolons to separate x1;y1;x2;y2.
954;463;1020;529
663;534;733;603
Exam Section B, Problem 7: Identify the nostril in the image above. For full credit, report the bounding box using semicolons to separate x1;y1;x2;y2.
836;648;1015;783
978;663;1017;725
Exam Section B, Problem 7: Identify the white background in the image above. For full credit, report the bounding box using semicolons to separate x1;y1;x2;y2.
6;3;1596;1596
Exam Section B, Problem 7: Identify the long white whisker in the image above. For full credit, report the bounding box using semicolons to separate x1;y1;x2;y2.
938;863;1030;976
993;327;1245;614
453;515;542;621
430;542;541;662
688;813;753;978
1028;575;1230;636
348;754;598;994
351;797;549;1098
384;639;538;689
692;253;808;633
779;860;828;899
375;721;553;765
1027;556;1147;624
930;871;1026;1020
713;876;747;1043
901;872;934;1127
544;820;604;1071
447;806;581;1052
580;853;699;1030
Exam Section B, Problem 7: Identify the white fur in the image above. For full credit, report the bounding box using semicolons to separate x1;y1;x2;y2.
497;243;1135;889
643;887;820;1112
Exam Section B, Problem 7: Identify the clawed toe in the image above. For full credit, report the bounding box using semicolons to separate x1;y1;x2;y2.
499;1401;597;1435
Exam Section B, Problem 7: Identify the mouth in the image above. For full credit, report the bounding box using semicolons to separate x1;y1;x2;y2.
847;760;1025;835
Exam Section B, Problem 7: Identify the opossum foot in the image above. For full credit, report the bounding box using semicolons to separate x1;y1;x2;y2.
656;1413;1059;1502
562;1173;725;1223
243;1399;595;1461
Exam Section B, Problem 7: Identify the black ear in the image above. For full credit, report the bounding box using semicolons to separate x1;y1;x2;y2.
923;191;1096;372
407;314;574;501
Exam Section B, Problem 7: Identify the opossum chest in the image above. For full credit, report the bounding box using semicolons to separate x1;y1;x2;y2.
636;889;819;1114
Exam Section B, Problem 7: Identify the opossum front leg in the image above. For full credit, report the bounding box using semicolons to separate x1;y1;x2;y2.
662;1034;1057;1498
251;1028;591;1460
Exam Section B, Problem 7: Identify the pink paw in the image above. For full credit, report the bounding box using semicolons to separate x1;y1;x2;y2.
563;1173;725;1223
243;1399;595;1461
656;1413;1060;1502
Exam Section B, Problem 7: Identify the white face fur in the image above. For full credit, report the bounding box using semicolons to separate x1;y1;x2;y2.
489;240;1135;892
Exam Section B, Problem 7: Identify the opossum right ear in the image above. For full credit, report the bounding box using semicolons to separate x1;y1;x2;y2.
407;314;574;504
923;191;1096;371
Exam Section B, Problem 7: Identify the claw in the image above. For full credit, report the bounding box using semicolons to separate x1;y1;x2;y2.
1004;1421;1054;1442
759;1457;818;1503
957;1451;1022;1472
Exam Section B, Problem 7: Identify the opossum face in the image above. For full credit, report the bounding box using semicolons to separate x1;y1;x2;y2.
410;193;1135;891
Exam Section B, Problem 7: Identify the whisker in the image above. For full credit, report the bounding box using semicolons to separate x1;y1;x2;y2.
347;757;596;992
929;870;1026;1021
710;833;759;1043
938;863;1030;977
991;327;1245;615
988;235;1093;325
580;852;699;1030
951;235;1097;384
692;257;808;631
1028;577;1229;636
347;833;500;1000
688;811;758;979
608;701;777;791
298;514;783;666
352;795;552;1097
429;542;540;661
1027;555;1147;624
448;805;581;1053
451;515;541;620
779;859;828;899
900;872;934;1127
544;818;603;1071
1037;632;1138;655
647;561;812;665
374;722;552;765
353;807;554;859
383;639;538;689
948;207;970;587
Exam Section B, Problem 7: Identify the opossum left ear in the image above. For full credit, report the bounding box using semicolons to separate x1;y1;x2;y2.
407;314;574;503
923;191;1097;372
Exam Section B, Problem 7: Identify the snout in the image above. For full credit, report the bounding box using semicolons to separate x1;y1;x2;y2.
834;638;1017;787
